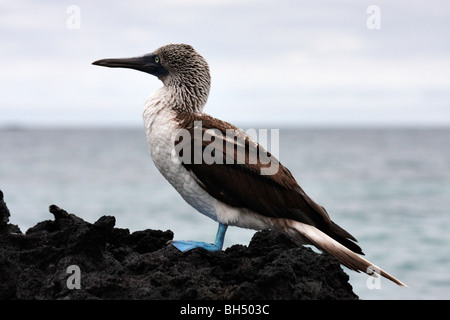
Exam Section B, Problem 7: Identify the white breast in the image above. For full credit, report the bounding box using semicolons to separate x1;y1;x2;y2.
142;88;220;222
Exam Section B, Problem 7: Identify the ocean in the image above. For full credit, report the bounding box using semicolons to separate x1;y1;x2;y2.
0;127;449;300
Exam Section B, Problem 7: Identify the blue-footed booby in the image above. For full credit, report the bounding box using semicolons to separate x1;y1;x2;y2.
93;44;406;286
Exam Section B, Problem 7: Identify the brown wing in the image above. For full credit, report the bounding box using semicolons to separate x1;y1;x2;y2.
174;112;363;254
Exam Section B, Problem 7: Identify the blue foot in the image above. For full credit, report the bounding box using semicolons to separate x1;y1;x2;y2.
169;223;228;252
168;240;222;252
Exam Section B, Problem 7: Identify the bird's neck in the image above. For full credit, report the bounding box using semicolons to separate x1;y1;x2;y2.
161;76;210;114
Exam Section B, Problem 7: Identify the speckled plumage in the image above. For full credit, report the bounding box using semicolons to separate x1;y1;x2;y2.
154;44;210;113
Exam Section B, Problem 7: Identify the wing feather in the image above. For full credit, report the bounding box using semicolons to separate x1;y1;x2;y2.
174;113;363;254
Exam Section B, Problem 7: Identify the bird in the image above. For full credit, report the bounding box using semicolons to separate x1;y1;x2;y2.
92;43;406;286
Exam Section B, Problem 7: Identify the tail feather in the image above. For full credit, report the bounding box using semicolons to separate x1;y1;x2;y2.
324;221;364;255
285;220;407;287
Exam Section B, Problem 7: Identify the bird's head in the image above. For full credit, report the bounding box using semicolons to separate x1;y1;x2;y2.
93;44;211;110
92;44;211;110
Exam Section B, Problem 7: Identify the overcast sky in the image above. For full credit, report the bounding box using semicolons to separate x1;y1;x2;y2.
1;0;449;128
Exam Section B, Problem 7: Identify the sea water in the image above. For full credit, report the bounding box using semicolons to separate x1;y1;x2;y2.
0;127;449;300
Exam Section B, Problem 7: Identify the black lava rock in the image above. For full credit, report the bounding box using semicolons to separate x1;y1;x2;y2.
0;190;20;234
0;190;358;300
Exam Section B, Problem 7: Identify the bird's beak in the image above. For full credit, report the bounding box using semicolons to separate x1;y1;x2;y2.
92;54;168;78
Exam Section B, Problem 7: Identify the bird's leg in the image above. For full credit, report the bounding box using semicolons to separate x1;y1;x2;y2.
169;223;228;252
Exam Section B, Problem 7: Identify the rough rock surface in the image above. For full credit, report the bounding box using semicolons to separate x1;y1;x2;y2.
0;190;358;300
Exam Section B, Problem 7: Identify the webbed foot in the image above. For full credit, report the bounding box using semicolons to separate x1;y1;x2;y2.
168;240;222;252
168;223;228;252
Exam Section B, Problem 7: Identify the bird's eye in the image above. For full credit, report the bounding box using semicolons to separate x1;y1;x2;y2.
154;56;160;63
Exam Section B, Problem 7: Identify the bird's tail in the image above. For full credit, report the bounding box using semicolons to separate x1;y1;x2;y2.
283;220;407;287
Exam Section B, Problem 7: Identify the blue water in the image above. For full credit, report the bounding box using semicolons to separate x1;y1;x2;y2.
1;127;449;299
